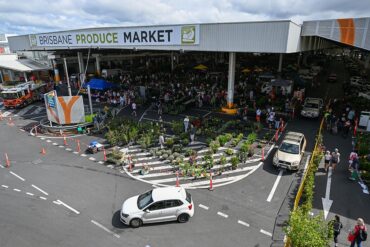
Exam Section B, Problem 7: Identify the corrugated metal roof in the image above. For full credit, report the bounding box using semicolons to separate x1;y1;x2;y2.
0;54;51;72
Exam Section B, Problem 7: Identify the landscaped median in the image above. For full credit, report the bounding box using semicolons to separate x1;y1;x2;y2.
284;119;333;247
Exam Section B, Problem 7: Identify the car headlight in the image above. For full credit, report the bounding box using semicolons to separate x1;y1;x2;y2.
292;161;299;166
301;110;306;114
121;212;129;218
273;155;279;163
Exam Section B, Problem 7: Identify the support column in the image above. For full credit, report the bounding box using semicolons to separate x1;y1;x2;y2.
0;70;4;83
171;52;174;71
23;72;28;82
278;53;283;73
52;60;60;82
95;55;101;76
297;53;301;68
77;52;84;74
63;58;72;96
227;52;236;108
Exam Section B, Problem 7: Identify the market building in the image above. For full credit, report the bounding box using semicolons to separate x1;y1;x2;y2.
6;17;370;112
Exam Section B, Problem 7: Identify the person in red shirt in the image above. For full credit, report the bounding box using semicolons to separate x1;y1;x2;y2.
349;218;367;247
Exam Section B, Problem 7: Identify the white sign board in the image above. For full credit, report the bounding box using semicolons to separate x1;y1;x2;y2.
30;25;200;47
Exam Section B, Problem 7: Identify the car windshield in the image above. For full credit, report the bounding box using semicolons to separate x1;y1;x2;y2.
1;92;19;99
137;190;153;209
279;142;300;154
304;103;319;109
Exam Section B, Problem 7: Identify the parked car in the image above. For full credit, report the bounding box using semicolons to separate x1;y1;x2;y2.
301;97;323;118
328;73;337;82
358;92;370;100
273;132;306;171
120;187;194;228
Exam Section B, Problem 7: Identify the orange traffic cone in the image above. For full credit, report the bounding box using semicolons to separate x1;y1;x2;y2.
103;148;107;161
4;153;10;168
40;147;46;155
63;135;68;146
209;173;213;191
8;117;14;126
176;171;180;187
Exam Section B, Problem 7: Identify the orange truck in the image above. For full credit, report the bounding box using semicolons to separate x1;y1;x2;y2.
0;81;47;108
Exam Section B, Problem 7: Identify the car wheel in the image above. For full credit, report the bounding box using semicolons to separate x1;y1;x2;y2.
130;218;142;228
177;213;190;223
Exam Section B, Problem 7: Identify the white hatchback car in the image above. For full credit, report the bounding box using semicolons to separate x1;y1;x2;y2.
120;187;194;228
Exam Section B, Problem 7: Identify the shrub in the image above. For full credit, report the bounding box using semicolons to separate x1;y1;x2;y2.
230;156;240;169
171;121;183;135
209;140;220;153
217;135;228;146
166;138;175;148
162;154;169;159
225;148;234;156
240;141;250;153
247;132;257;144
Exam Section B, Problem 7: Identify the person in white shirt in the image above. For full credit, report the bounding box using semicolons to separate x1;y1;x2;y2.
184;116;190;132
131;102;137;117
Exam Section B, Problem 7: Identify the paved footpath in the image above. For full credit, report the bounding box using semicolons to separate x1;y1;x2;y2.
312;131;370;247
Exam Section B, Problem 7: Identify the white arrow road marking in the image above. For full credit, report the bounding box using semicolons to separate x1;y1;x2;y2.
10;171;25;181
31;184;49;196
266;169;283;202
322;167;333;220
91;220;120;238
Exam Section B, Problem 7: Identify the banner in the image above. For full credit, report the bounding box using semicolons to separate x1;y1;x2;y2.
30;25;200;47
44;91;85;124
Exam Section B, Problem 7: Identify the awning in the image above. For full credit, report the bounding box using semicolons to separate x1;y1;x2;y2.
0;54;51;72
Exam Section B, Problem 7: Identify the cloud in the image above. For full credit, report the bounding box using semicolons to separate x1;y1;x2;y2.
0;0;369;34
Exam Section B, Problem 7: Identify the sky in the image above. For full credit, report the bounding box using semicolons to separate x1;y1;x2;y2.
0;0;369;35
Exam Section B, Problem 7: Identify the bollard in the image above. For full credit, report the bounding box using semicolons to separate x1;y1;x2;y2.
103;148;107;161
128;155;133;172
209;172;213;191
261;146;265;161
176;171;180;187
63;135;68;146
40;147;46;155
354;118;358;137
76;140;81;153
275;129;279;142
4;153;10;168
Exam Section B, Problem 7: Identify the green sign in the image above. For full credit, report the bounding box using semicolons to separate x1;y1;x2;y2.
181;26;196;44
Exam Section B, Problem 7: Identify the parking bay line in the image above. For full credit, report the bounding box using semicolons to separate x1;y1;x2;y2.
217;212;229;218
1;185;9;188
26;192;34;196
91;220;120;238
31;184;49;196
237;220;250;227
10;171;25;181
260;229;272;237
266;169;283;202
198;204;209;210
54;199;80;215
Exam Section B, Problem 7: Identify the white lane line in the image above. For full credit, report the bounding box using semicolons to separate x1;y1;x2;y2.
20;129;25;132
98;161;104;164
10;171;25;181
56;200;80;215
13;188;21;192
198;204;209;210
39;196;47;200
89;157;96;161
237;220;250;227
73;151;79;154
65;148;72;151
46;140;52;143
31;184;49;196
40;137;45;140
0;164;4;168
26;192;34;196
59;145;64;148
53;143;58;146
91;220;120;238
1;185;9;188
260;229;272;237
81;154;87;157
217;212;229;218
266;169;284;202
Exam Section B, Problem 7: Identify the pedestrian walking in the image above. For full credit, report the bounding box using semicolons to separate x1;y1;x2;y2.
131;102;137;117
324;150;332;172
331;215;343;247
349;156;360;181
348;218;367;247
184;116;190;132
349;150;358;170
256;108;261;122
331;148;340;171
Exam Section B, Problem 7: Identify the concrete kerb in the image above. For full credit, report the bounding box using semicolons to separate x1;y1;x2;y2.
29;125;86;139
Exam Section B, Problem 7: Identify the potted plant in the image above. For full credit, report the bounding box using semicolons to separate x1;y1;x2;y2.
230;156;240;170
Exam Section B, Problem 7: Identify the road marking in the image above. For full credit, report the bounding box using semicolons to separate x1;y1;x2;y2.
20;129;25;132
39;196;47;200
13;188;21;192
217;212;228;218
260;229;272;237
98;161;104;164
1;185;9;188
65;148;72;151
266;169;284;202
40;137;45;140
89;157;96;161
26;192;34;196
46;139;52;143
73;151;79;154
10;171;25;181
81;154;87;157
53;143;58;145
59;145;64;148
56;199;80;215
0;164;4;168
31;184;49;196
198;204;209;210
91;220;120;238
237;220;250;227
